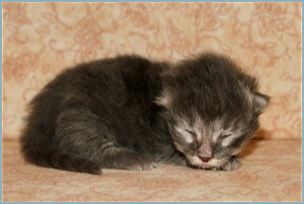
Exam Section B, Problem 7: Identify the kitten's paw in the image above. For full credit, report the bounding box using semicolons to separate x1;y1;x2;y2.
221;156;241;171
126;162;159;171
142;162;159;171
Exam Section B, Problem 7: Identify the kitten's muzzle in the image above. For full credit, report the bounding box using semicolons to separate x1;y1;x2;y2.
198;143;213;163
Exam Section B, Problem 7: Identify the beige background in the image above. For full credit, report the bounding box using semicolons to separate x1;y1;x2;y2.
3;3;302;139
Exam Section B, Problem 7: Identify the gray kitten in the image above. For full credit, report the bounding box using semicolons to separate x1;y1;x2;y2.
20;52;269;174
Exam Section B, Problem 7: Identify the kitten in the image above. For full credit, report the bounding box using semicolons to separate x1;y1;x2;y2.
20;52;269;174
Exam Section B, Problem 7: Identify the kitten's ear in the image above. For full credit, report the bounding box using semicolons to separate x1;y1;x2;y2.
253;92;270;113
155;90;172;108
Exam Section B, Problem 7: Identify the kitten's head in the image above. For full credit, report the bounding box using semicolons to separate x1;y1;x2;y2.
156;53;270;169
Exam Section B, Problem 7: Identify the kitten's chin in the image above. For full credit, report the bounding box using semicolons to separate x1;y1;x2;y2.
185;155;229;169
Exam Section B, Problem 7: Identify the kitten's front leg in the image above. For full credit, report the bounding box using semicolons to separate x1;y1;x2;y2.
100;147;158;171
220;156;241;171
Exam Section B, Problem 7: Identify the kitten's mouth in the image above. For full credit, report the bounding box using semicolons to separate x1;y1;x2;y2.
186;155;229;169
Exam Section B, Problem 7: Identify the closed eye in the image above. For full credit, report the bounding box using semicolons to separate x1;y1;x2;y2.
183;130;199;149
220;133;232;139
174;127;195;143
183;129;197;144
185;129;196;136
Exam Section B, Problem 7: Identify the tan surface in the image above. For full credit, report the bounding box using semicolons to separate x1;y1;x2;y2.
3;139;301;202
3;2;302;139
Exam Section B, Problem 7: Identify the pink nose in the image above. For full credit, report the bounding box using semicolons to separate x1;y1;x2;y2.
199;156;212;163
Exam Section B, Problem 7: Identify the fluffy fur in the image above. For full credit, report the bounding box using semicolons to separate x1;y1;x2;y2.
20;52;269;174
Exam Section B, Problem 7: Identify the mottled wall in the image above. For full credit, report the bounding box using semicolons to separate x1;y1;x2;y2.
3;2;301;139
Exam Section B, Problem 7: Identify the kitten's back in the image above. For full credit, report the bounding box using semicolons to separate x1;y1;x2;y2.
20;55;166;174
